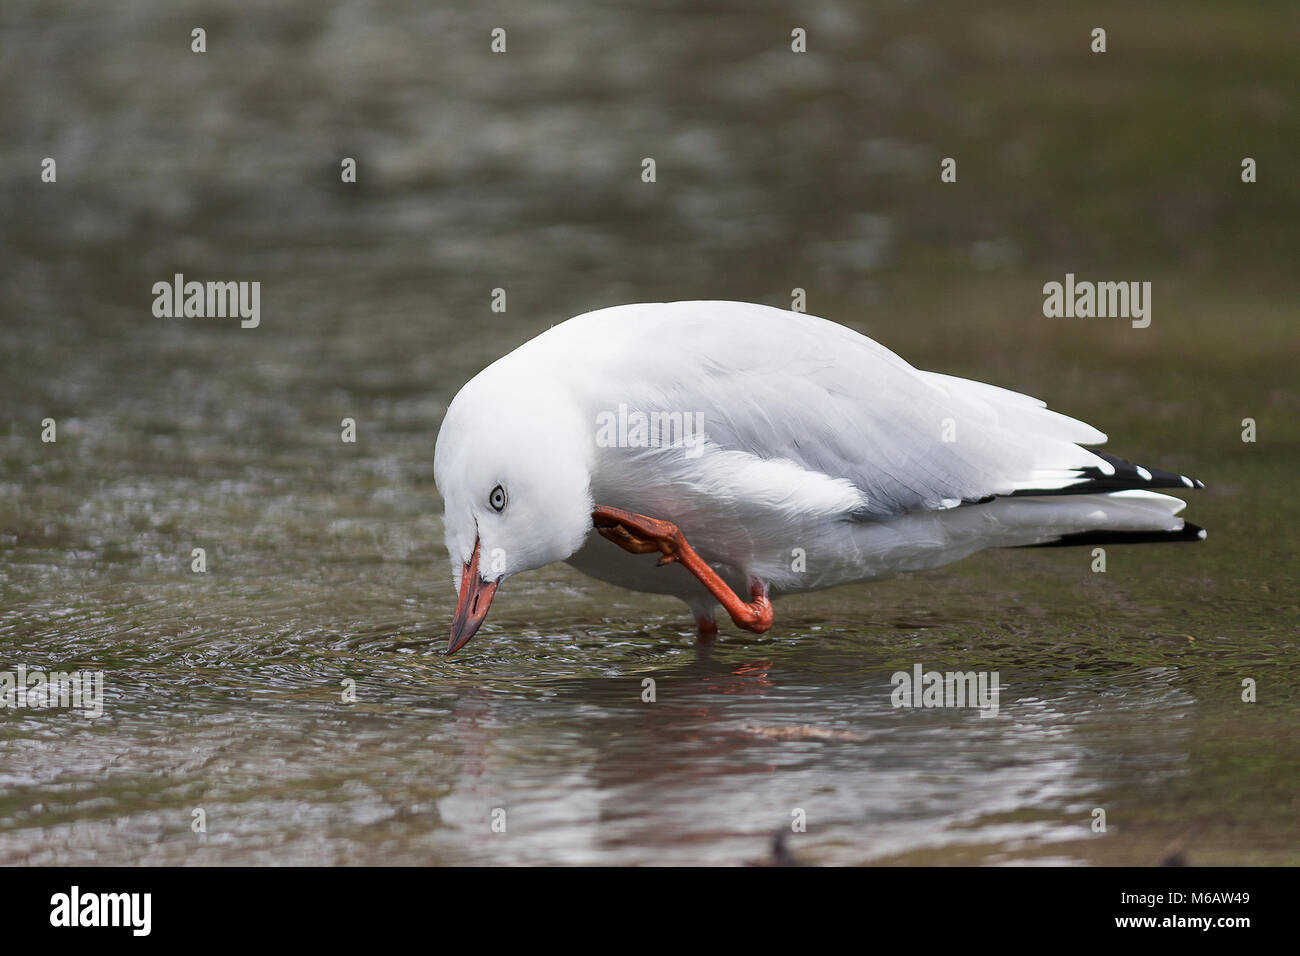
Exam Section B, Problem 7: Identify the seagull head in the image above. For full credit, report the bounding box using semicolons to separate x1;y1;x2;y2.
434;370;594;655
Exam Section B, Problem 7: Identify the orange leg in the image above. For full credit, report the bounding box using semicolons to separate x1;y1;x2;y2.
593;505;774;634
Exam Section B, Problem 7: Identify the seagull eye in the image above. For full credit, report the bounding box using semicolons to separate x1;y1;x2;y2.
488;484;507;512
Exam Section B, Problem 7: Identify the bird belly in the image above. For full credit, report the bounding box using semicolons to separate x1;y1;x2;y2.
564;534;745;602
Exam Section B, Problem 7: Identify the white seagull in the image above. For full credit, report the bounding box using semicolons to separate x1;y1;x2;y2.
434;301;1204;654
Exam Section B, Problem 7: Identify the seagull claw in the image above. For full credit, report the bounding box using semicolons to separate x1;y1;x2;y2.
592;504;775;634
597;523;661;554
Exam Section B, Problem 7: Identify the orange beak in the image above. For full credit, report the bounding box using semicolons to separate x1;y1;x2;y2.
447;537;498;656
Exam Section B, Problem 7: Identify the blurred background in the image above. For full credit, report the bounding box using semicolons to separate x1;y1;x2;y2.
0;0;1296;865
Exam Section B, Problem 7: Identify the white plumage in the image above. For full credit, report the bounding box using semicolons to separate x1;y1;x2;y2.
434;301;1202;648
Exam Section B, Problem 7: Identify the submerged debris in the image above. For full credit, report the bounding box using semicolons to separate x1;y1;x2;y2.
747;831;809;867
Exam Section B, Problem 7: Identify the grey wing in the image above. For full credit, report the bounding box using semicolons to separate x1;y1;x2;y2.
608;304;1112;519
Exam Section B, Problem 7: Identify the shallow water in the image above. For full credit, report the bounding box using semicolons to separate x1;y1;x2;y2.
1;0;1297;865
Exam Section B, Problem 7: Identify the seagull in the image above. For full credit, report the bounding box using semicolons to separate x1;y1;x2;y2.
434;301;1204;655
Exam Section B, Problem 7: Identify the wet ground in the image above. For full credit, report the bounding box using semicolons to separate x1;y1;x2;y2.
1;0;1296;864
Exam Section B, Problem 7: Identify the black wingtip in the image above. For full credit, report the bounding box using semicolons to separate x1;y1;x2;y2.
1010;453;1207;498
1018;522;1207;548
